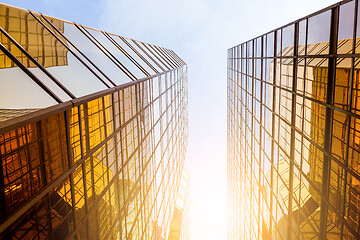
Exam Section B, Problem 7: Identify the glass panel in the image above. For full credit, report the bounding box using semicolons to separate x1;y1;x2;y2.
307;10;331;55
332;110;348;163
352;59;360;115
298;20;307;55
0;31;72;102
282;25;294;56
41;15;133;85
152;45;174;69
142;42;169;70
126;38;163;73
267;32;274;57
356;0;360;54
0;51;57;117
334;58;352;110
344;172;360;237
349;116;360;176
107;34;156;76
0;6;108;97
255;37;261;58
305;58;328;102
83;27;146;80
338;0;355;54
160;47;180;67
247;40;253;58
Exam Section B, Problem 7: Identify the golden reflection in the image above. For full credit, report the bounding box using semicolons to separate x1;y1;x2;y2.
229;33;360;239
0;5;68;69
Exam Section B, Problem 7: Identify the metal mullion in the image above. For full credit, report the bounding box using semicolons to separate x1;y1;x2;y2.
146;44;171;70
0;138;10;239
0;42;62;103
258;34;266;238
167;49;183;67
78;25;137;81
149;77;158;228
268;31;277;239
120;37;159;74
35;121;53;239
295;17;309;239
161;46;181;68
119;88;130;238
83;102;100;239
100;96;112;238
103;32;150;76
161;47;181;67
0;26;76;99
134;41;165;72
110;91;122;239
285;22;299;239
134;82;146;237
169;50;186;66
152;45;176;69
76;106;91;240
319;6;339;240
116;89;128;239
339;1;358;238
151;45;175;69
32;13;114;88
64;111;78;239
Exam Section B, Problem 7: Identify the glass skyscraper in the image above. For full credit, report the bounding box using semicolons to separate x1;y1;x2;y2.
0;2;188;240
228;0;360;239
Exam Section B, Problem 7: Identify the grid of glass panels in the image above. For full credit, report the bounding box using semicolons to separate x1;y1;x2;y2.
0;3;188;240
168;169;190;240
0;3;184;120
228;0;360;239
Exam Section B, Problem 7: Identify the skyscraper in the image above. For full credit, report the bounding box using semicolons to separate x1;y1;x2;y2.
228;0;360;239
0;2;188;240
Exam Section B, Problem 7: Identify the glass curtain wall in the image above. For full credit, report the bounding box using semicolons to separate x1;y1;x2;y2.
0;3;188;240
228;0;360;239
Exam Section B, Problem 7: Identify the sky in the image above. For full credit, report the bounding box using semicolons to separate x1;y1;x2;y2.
1;0;340;239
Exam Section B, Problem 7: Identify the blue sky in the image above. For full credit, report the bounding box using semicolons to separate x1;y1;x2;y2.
2;0;341;239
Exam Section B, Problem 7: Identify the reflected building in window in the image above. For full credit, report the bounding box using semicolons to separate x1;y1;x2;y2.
0;2;188;240
228;0;360;239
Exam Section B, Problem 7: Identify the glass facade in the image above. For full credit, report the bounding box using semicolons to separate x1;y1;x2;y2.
168;169;190;240
228;0;360;239
0;3;188;240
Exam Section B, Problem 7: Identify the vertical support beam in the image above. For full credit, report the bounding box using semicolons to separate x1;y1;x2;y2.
340;1;358;238
64;111;77;240
270;31;277;239
0;139;10;240
78;105;90;239
36;121;53;240
288;22;299;239
319;6;339;240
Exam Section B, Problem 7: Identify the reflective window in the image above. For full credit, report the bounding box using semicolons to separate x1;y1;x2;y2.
0;51;57;112
107;34;156;76
338;1;355;54
83;27;146;80
0;6;109;98
42;15;133;85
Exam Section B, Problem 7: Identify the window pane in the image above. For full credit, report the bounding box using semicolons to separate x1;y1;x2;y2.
0;6;109;98
83;27;147;79
42;15;133;85
307;10;331;55
0;51;57;117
